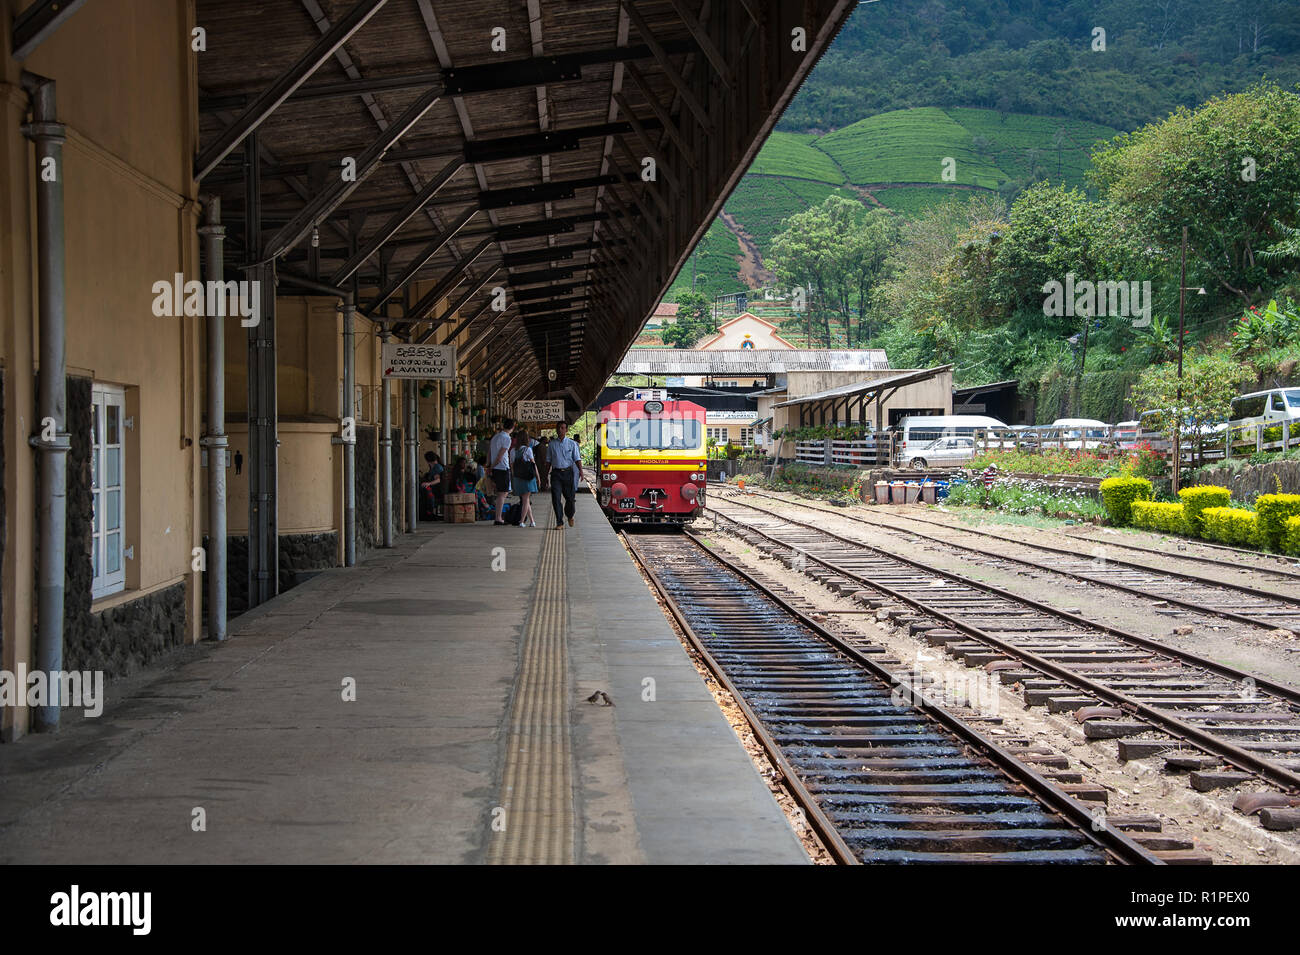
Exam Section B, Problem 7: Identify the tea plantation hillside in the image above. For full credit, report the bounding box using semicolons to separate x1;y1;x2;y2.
667;107;1119;299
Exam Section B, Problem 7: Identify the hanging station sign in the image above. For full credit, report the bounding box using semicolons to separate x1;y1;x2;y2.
516;399;566;422
381;343;457;380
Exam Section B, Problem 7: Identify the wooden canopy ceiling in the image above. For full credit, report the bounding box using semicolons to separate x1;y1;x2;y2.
195;0;854;410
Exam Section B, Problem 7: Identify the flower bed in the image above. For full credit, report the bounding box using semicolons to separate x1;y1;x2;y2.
967;447;1164;480
942;478;1106;521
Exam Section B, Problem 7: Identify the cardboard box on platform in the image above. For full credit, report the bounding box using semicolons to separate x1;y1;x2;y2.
444;492;477;523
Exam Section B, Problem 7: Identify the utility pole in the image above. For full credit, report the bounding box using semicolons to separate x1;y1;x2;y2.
1173;226;1187;494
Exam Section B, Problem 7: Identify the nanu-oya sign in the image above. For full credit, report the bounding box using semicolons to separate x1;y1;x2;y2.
382;343;456;380
517;399;565;421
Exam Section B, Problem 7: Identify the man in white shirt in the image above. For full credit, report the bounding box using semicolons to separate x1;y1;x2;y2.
548;422;581;528
488;418;515;525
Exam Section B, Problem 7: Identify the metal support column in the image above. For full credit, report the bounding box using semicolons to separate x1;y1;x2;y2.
405;378;418;531
452;378;461;457
199;196;228;640
22;73;68;731
437;380;448;464
379;327;394;547
244;133;278;606
342;296;357;566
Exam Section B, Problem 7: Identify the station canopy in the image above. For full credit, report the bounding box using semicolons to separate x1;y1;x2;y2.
773;365;954;429
194;0;856;409
616;347;889;376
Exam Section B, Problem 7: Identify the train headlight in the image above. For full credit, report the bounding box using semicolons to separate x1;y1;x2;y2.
611;483;628;500
681;484;698;502
689;472;704;481
601;472;617;482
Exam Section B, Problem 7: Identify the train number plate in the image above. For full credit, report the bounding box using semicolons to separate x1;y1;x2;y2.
620;498;636;509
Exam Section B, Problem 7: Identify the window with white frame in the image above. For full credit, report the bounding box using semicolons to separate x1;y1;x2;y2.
707;427;729;443
91;384;126;599
739;427;755;446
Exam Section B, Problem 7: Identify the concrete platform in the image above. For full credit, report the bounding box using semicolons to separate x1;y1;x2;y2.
0;490;807;864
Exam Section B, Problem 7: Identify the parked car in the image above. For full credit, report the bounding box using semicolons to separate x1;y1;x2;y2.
1006;424;1041;450
895;414;1005;466
1113;420;1142;451
907;436;977;469
1048;418;1111;450
1138;408;1228;457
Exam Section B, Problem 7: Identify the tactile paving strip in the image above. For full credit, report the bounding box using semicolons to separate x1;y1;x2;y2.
486;516;574;864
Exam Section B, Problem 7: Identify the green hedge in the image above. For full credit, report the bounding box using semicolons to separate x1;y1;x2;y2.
1284;516;1300;556
1131;500;1186;534
1178;485;1231;536
1099;477;1153;526
1255;494;1300;551
1202;507;1262;547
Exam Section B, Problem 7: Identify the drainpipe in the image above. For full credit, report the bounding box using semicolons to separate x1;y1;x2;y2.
22;73;69;731
198;196;228;641
406;379;418;531
342;296;356;565
379;326;393;547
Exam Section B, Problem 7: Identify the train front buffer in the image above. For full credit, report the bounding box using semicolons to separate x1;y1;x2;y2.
598;464;706;524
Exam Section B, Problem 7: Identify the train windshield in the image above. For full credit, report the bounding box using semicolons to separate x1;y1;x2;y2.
605;416;702;450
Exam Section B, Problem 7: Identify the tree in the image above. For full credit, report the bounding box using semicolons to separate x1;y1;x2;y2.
988;182;1159;338
660;289;714;348
1130;353;1248;463
1089;83;1300;304
871;193;1007;361
770;196;869;346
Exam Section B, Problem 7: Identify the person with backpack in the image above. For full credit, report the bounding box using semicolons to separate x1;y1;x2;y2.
511;428;539;528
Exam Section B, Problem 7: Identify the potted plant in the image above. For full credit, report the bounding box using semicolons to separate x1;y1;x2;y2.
425;425;441;442
419;382;435;399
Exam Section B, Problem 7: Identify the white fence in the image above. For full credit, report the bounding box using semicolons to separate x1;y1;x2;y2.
790;420;1299;469
795;438;892;467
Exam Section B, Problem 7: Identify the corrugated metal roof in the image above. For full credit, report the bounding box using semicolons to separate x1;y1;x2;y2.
773;366;954;408
615;349;890;374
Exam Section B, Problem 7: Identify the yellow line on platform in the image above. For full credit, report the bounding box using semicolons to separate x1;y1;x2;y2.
486;516;574;864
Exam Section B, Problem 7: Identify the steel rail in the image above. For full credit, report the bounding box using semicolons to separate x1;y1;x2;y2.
739;486;1300;583
726;488;1300;631
626;529;1159;865
705;500;1300;794
622;531;859;865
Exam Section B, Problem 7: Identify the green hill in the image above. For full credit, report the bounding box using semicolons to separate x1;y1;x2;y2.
667;106;1120;299
817;107;1006;186
663;0;1297;304
747;131;845;182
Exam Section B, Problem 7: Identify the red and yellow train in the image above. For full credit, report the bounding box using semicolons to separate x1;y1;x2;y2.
595;394;707;525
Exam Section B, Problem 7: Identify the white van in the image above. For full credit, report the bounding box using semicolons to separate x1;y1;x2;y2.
895;414;1006;467
1230;389;1300;427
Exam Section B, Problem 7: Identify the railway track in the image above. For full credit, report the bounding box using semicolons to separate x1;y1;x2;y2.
723;488;1300;632
622;530;1167;864
703;494;1300;807
740;486;1300;584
